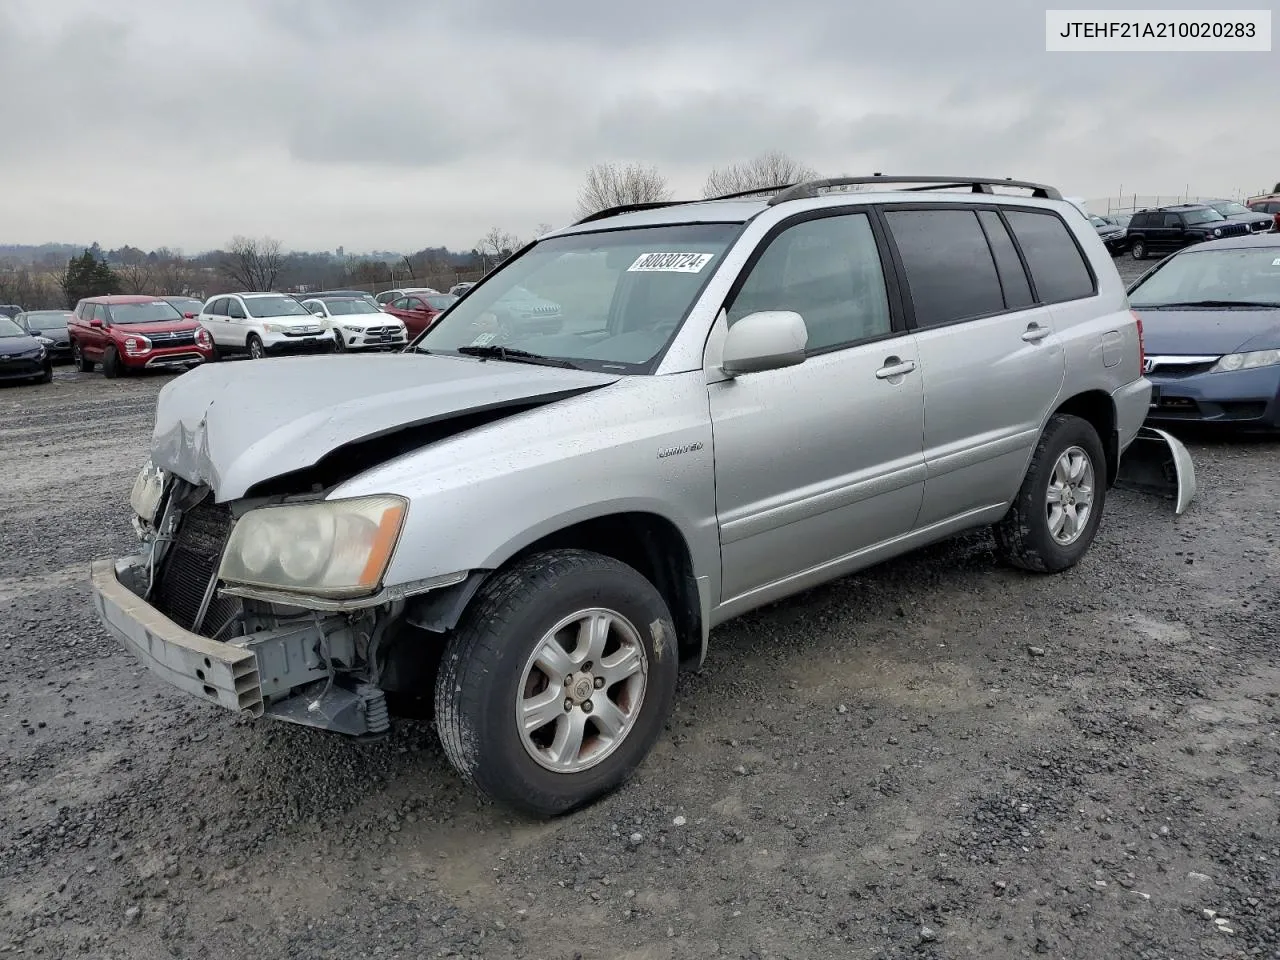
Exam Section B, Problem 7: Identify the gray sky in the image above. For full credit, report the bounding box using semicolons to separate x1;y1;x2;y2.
0;0;1274;254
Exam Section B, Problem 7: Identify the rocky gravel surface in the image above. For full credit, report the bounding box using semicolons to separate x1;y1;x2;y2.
2;268;1277;960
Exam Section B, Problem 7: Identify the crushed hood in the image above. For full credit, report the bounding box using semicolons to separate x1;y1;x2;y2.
151;353;620;501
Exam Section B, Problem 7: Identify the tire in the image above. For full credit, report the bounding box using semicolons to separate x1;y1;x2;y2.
333;332;346;353
434;549;679;817
34;362;53;384
994;414;1107;574
1130;238;1147;260
101;345;122;379
73;341;94;373
247;334;265;360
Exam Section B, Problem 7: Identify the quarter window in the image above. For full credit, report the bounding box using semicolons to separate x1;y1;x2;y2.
884;209;1004;327
1003;210;1095;304
727;212;892;351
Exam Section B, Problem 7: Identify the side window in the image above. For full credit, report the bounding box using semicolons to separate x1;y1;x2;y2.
726;212;892;351
1003;210;1096;304
206;298;224;316
1163;214;1182;228
228;299;246;319
884;208;1004;327
1129;214;1146;229
976;211;1034;309
93;304;109;323
74;302;88;320
392;298;410;310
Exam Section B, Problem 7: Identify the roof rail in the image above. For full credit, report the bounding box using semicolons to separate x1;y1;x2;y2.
704;184;795;201
766;175;1063;205
572;200;687;226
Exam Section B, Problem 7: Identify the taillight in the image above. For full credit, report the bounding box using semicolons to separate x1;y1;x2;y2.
1132;310;1145;372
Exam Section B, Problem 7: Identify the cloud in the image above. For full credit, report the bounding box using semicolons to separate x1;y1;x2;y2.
0;0;1273;253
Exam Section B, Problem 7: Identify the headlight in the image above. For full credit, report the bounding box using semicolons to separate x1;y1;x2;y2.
262;322;286;333
1210;350;1280;373
218;495;408;598
35;336;54;346
123;335;152;355
130;461;167;524
341;325;363;333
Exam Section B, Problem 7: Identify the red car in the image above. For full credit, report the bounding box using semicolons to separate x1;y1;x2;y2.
381;292;457;337
69;295;214;378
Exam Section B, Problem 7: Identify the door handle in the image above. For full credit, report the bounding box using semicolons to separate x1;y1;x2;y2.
1022;323;1050;342
875;357;917;379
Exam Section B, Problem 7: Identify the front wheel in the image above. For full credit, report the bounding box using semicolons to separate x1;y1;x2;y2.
994;413;1107;573
333;332;347;353
247;334;265;360
1130;238;1147;260
434;549;679;817
101;345;122;379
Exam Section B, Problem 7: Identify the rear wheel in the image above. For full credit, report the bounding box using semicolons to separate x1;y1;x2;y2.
994;414;1107;573
434;549;679;817
1130;238;1147;260
101;345;122;379
73;341;94;373
247;334;265;360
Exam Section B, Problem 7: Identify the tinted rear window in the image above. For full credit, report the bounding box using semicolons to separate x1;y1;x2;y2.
884;209;1005;327
976;211;1035;309
1003;210;1095;304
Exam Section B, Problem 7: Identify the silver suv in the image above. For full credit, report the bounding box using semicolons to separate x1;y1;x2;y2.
92;175;1159;817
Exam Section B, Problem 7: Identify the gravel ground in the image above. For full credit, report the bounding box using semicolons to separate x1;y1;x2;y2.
2;257;1277;959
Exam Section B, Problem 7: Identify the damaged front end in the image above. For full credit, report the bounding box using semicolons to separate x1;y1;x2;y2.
1115;426;1198;515
93;468;453;737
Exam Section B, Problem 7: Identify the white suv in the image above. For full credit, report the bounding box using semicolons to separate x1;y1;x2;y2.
198;293;336;360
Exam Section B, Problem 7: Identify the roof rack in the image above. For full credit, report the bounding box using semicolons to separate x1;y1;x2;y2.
572;185;798;226
572;200;687;226
766;175;1063;205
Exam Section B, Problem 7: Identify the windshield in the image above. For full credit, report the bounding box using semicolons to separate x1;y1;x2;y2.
25;311;72;330
419;223;741;372
168;299;202;311
324;299;379;316
245;296;308;318
1210;201;1250;217
1089;216;1109;227
108;301;184;324
0;317;23;337
1129;247;1280;307
1182;208;1226;225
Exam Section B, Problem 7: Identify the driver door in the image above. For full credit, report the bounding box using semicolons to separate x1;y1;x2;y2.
707;209;927;606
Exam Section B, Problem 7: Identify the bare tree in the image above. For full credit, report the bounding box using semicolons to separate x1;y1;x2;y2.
702;152;820;199
117;261;153;295
575;163;671;219
220;236;285;291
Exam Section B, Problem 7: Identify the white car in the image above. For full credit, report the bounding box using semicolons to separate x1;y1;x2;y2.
198;293;336;360
374;286;440;307
301;296;408;352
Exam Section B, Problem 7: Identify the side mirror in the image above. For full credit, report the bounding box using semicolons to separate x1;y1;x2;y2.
89;318;103;328
721;311;807;377
312;310;325;318
183;312;196;319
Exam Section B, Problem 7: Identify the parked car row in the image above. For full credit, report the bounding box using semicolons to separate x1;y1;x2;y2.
1087;198;1277;262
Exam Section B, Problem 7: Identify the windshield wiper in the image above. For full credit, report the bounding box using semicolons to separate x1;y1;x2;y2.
455;344;578;368
1144;299;1280;309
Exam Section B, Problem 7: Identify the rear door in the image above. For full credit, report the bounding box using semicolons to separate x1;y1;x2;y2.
200;297;227;344
226;297;251;346
881;204;1067;527
86;304;111;359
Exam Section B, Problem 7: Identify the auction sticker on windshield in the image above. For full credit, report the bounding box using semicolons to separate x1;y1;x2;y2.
627;253;715;272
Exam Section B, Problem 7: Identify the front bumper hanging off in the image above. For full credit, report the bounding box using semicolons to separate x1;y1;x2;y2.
89;557;389;736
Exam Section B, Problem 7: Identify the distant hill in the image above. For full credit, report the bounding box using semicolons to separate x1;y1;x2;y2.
0;243;85;265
